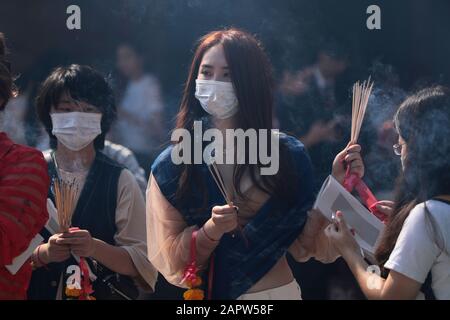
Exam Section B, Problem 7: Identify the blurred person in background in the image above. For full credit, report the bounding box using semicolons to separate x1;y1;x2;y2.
277;41;356;300
278;41;350;186
113;42;166;174
101;140;147;194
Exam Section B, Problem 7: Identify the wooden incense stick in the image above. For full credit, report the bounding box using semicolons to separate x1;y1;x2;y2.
350;77;374;144
208;163;229;203
207;162;249;246
53;178;79;232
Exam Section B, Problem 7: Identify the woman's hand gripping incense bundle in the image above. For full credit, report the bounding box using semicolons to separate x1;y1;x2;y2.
53;178;95;300
53;178;79;233
207;162;248;246
343;78;387;222
181;162;251;300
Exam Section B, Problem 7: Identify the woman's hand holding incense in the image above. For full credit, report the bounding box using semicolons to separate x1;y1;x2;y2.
207;204;238;237
40;234;71;263
57;229;96;257
332;143;364;184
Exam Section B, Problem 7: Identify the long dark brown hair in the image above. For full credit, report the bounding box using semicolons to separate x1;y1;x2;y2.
174;28;297;210
376;86;450;264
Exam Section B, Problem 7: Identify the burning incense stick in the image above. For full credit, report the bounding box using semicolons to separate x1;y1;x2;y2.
53;178;79;232
350;77;374;144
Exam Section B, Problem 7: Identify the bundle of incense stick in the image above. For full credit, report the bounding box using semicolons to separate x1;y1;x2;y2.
207;162;248;246
351;77;374;144
53;178;79;232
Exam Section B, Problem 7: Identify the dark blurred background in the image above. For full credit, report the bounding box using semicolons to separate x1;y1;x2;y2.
2;0;450;111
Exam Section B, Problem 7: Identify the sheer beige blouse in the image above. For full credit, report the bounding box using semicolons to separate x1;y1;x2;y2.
146;163;339;290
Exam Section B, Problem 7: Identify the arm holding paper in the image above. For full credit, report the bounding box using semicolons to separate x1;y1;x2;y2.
307;142;418;299
289;143;364;263
325;212;421;300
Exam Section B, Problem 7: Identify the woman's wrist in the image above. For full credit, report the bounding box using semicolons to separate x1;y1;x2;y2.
332;173;344;185
203;219;224;241
341;246;364;264
201;225;220;242
89;238;101;259
35;243;50;266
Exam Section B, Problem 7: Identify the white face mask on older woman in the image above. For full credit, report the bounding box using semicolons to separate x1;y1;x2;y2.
51;112;102;151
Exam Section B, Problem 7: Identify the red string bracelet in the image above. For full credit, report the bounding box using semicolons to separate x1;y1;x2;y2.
36;244;49;269
201;226;219;242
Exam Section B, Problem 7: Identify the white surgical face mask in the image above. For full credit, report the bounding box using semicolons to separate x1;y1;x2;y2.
195;79;238;120
51;112;102;151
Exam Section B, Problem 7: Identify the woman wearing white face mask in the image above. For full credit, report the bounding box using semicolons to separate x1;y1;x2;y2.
146;29;364;300
194;79;239;120
28;65;157;300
